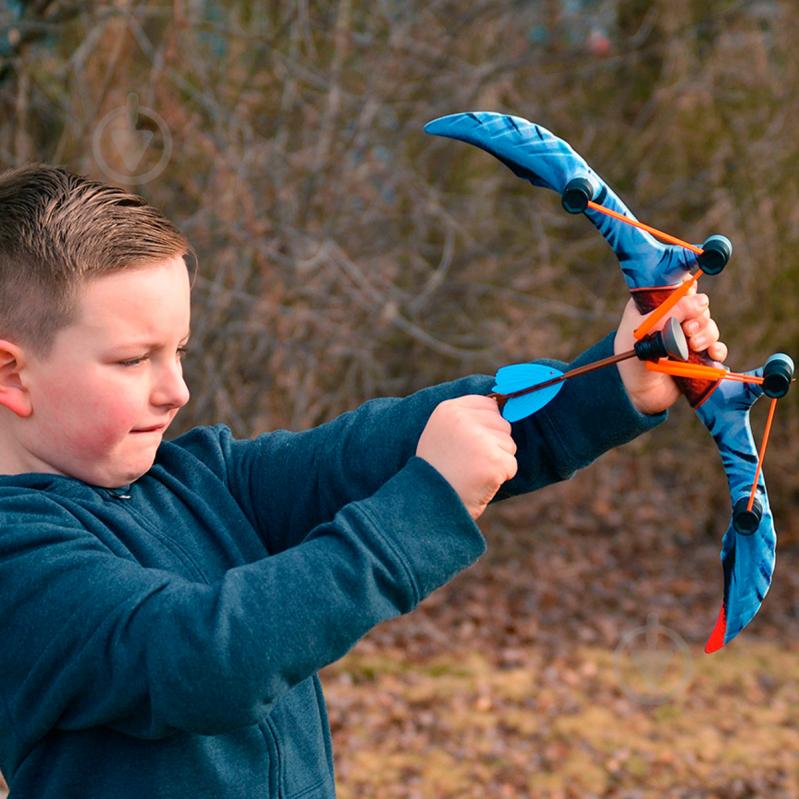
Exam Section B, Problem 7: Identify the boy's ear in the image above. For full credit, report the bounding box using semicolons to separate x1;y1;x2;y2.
0;340;33;418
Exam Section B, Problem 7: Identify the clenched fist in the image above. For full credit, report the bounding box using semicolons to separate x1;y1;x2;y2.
614;289;728;415
416;395;518;520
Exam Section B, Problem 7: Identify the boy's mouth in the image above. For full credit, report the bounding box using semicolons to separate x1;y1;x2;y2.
132;424;167;433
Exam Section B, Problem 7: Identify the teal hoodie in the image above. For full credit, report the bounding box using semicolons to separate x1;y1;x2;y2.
0;333;664;798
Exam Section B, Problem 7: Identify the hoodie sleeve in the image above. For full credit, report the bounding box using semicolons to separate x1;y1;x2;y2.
0;457;484;750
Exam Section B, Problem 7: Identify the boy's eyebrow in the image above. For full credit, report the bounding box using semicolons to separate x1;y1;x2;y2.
107;330;191;350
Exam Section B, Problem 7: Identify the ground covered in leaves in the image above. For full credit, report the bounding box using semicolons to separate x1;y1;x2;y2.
323;453;799;799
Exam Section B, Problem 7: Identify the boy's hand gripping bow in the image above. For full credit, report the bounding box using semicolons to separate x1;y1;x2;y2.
425;111;794;653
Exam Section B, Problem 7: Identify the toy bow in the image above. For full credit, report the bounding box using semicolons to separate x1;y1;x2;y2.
424;111;794;653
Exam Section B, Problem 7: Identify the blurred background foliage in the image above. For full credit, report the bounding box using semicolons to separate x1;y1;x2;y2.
2;1;799;796
3;0;795;529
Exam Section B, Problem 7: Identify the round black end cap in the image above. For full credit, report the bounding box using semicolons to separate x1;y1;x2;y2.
762;353;795;399
633;317;689;362
733;496;762;535
697;234;732;275
561;176;594;214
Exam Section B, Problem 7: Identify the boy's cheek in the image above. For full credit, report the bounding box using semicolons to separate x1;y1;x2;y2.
55;416;126;457
57;389;140;448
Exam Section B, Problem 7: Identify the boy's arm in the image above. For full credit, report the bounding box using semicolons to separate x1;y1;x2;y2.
0;466;484;746
197;291;723;551
182;375;494;554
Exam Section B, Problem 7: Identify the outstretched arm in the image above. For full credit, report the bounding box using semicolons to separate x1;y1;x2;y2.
217;290;727;543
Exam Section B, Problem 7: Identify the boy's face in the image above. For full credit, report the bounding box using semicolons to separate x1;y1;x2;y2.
9;255;192;488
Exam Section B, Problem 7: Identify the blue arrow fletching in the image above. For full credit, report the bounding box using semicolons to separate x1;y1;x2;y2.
492;363;565;422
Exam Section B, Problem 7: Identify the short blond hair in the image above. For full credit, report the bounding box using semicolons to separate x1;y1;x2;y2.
0;163;196;360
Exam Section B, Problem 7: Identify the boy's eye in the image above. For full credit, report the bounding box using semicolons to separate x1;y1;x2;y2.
119;357;145;367
119;346;189;367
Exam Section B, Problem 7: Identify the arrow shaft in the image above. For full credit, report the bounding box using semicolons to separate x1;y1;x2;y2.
492;349;636;402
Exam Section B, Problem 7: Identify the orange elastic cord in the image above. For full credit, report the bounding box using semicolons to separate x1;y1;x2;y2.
585;200;706;341
633;271;703;340
747;397;777;512
644;360;765;386
586;201;704;254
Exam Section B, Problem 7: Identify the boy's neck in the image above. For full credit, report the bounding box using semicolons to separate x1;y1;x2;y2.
0;422;58;477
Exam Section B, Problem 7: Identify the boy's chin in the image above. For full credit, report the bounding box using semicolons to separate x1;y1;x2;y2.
93;454;158;488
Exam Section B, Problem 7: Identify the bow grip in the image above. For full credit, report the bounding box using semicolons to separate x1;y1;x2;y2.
630;287;719;406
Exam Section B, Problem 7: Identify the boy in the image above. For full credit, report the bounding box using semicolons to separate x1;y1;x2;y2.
0;164;725;798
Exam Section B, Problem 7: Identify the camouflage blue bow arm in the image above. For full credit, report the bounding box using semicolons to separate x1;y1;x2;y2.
423;112;699;289
695;370;774;651
424;110;778;651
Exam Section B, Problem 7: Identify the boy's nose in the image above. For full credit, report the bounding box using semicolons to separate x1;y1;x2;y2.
152;363;191;410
